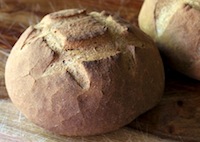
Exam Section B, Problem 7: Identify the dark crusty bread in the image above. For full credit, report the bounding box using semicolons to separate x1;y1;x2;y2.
5;9;164;136
139;0;200;80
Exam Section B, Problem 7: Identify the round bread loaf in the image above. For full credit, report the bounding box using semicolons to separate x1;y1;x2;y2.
139;0;200;80
5;9;164;136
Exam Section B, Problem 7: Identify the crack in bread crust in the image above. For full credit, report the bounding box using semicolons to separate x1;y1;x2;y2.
32;9;143;89
34;9;129;89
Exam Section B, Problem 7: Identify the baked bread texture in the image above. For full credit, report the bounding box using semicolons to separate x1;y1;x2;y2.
139;0;200;80
5;9;164;136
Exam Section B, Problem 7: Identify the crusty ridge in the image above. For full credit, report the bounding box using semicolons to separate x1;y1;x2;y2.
30;9;136;89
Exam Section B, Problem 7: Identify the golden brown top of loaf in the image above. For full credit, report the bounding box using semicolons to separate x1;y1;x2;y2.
34;9;143;58
25;9;146;89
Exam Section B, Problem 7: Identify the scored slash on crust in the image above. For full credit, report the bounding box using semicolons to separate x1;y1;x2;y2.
32;9;128;90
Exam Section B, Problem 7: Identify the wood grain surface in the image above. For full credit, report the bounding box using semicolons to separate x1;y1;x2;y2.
0;0;199;142
130;70;200;142
0;98;173;142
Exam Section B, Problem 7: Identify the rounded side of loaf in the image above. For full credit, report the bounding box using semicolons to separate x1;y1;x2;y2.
5;9;164;136
139;0;200;80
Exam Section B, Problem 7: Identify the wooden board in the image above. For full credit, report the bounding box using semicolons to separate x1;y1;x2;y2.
0;99;173;142
130;70;200;142
0;0;199;141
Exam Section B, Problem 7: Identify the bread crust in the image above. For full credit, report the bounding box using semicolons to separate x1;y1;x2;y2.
139;0;200;80
5;9;164;136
